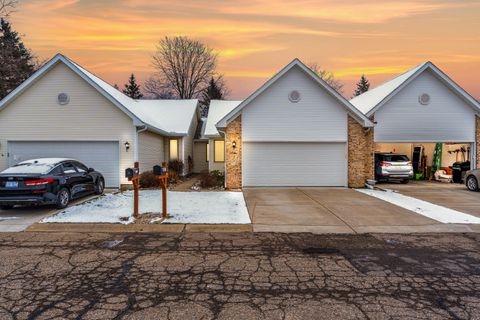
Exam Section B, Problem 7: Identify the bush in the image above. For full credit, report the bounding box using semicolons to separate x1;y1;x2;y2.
168;160;184;182
200;170;224;188
139;170;162;188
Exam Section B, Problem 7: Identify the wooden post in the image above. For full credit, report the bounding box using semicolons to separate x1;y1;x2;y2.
162;178;167;219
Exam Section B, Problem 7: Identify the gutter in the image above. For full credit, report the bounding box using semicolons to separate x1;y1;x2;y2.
133;124;148;162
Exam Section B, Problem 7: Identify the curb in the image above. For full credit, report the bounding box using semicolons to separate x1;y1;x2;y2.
26;223;252;233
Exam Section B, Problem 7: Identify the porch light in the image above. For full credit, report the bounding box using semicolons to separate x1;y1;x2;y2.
124;141;130;151
232;141;237;148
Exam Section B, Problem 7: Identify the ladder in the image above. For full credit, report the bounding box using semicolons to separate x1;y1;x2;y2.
430;143;443;179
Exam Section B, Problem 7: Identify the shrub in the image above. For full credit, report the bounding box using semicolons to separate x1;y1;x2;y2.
168;160;184;182
139;170;162;188
200;170;224;188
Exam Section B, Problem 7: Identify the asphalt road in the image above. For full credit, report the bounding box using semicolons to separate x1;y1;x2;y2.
0;232;478;319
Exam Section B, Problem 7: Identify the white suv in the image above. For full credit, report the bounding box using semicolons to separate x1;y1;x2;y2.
375;153;414;184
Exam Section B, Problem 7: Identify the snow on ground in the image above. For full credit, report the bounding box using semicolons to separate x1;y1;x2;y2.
357;189;480;224
42;190;251;224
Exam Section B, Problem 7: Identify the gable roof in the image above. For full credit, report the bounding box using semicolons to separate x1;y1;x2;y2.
216;59;374;129
204;100;242;137
0;53;199;136
350;61;480;117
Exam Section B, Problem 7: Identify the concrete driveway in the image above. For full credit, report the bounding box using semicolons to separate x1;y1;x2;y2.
380;180;480;218
243;187;480;233
0;194;102;232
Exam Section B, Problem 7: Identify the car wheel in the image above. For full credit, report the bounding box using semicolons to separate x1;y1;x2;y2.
95;178;105;195
401;179;410;184
466;175;479;192
0;205;14;210
56;188;70;209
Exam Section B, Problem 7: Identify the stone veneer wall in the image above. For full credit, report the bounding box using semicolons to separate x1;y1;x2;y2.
348;116;374;188
225;116;242;189
477;116;480;169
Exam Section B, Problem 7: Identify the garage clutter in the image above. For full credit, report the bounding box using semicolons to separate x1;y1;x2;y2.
375;143;471;183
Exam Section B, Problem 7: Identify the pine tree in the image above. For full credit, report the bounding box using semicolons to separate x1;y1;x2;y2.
201;77;228;116
122;73;143;99
353;74;370;97
0;18;36;99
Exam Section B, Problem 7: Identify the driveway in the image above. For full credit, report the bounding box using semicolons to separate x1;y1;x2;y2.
0;194;102;232
380;180;480;218
243;187;480;233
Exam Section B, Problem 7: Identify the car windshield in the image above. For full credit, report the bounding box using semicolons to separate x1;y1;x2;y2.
382;155;409;162
1;162;56;174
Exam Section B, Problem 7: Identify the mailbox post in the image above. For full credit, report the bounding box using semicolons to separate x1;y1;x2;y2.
153;162;168;219
125;162;140;219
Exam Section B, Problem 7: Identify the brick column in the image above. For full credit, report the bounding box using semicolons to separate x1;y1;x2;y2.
348;116;374;188
225;116;242;189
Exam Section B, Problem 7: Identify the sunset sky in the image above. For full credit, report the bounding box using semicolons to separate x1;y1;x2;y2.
11;0;480;99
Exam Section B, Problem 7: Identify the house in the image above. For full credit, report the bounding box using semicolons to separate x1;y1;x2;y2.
350;61;480;174
0;54;200;189
210;59;375;188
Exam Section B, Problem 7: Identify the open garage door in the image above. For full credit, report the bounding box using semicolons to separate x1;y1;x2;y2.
243;142;347;187
8;141;119;188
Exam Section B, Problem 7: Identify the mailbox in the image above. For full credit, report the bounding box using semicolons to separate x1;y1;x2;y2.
125;167;139;179
153;165;166;176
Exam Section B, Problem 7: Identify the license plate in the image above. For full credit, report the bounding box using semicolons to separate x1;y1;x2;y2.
5;181;18;188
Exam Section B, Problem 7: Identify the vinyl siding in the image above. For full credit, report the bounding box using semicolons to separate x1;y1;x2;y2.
242;66;348;142
0;62;135;185
138;130;165;173
182;114;198;175
193;141;209;173
374;70;476;142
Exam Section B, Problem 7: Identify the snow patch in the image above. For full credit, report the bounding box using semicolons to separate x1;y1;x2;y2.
357;189;480;224
42;190;251;224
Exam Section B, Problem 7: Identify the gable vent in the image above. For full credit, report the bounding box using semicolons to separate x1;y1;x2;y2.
418;93;430;105
58;93;70;105
288;90;301;103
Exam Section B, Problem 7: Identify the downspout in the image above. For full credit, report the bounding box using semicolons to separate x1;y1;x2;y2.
134;124;148;163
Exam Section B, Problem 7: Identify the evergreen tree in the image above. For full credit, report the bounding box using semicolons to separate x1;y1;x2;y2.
200;77;228;116
113;83;119;90
122;73;143;99
353;74;370;97
0;18;36;99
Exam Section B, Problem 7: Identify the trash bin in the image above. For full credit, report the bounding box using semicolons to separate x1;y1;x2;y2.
451;161;470;183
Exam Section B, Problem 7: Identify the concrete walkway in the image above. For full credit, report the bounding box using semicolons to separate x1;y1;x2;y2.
244;187;480;233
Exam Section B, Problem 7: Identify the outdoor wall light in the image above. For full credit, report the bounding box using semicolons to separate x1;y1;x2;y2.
232;141;237;148
124;141;130;151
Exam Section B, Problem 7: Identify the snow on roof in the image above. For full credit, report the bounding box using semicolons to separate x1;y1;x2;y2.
349;62;427;115
128;99;198;135
204;100;242;137
65;56;199;135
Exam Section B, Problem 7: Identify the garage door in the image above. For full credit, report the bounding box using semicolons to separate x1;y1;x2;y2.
8;141;119;188
243;142;347;187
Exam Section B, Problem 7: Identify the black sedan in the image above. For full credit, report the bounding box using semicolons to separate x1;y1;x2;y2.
0;158;104;209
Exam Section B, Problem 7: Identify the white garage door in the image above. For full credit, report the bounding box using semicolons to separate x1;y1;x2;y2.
8;141;119;188
243;142;347;187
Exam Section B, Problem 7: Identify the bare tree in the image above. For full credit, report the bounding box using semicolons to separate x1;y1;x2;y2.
151;36;217;99
143;76;176;99
0;0;17;18
308;62;344;94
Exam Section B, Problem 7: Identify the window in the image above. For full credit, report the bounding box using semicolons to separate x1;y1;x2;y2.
206;143;210;162
74;162;88;173
49;165;64;175
169;139;178;160
62;162;77;174
214;140;225;162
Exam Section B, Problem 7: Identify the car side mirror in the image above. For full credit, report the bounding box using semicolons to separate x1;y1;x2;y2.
88;168;95;173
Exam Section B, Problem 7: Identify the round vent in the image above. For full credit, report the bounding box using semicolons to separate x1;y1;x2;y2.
57;93;70;105
288;90;301;103
418;93;430;105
